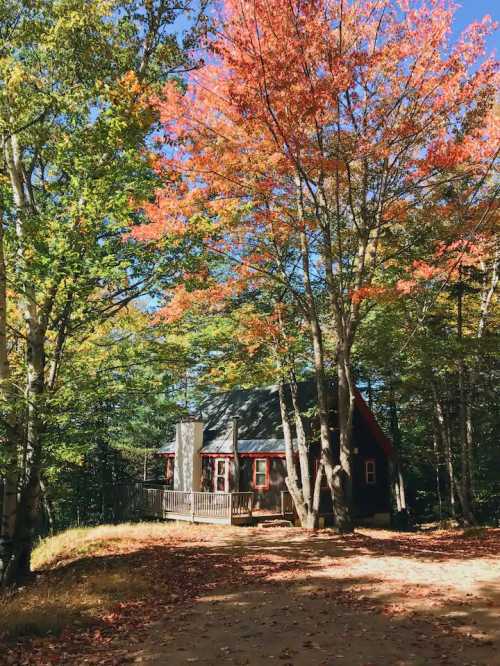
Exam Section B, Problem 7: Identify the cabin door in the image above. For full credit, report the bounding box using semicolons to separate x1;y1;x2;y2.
214;458;229;492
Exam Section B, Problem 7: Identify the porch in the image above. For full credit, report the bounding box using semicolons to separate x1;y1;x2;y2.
142;488;256;525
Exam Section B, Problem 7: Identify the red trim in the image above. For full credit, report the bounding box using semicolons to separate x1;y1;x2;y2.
253;458;270;490
241;452;285;459
200;452;285;459
354;388;394;456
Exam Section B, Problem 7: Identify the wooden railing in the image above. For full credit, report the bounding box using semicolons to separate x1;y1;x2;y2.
142;488;253;523
231;491;254;516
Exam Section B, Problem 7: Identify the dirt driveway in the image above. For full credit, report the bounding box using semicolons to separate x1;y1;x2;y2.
3;525;499;665
133;527;500;666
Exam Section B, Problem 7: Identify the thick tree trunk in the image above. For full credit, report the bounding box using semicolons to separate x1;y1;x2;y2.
295;180;347;530
12;327;45;582
4;130;47;583
0;219;21;587
335;348;354;532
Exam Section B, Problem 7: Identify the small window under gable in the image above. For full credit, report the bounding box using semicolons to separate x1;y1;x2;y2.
365;459;376;485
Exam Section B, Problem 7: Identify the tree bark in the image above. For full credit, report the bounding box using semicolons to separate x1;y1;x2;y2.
432;427;443;522
289;373;312;517
388;393;408;526
295;177;349;530
432;384;456;520
335;346;354;532
4;129;47;582
278;379;308;526
456;274;475;525
0;213;21;587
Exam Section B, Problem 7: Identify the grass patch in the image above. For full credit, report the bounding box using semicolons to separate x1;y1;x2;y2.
31;522;182;570
1;521;220;642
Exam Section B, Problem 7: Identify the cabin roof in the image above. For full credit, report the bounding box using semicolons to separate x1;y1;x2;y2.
201;380;323;442
203;438;291;454
157;437;291;455
157;380;394;457
158;440;176;454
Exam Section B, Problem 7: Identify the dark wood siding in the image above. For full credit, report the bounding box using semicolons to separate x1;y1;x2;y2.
239;457;286;511
351;410;391;516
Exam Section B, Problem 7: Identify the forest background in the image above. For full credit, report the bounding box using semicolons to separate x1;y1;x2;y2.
0;0;498;585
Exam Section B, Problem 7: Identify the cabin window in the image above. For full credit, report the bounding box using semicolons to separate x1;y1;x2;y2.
253;458;269;490
214;458;229;492
365;459;376;485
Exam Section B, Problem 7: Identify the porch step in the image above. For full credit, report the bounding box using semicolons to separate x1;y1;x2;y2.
257;519;293;528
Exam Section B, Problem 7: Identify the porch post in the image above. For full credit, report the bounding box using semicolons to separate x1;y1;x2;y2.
191;491;195;522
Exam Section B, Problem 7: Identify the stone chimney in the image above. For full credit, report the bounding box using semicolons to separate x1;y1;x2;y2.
174;416;204;491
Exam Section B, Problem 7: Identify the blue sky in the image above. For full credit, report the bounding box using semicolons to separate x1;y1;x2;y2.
179;1;498;53
453;1;499;51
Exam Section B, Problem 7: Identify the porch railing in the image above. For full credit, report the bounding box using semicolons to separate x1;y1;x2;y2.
142;488;253;523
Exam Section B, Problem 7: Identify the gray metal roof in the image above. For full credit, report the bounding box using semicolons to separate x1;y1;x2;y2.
201;381;321;442
158;440;175;454
156;380;393;459
202;438;290;454
157;381;320;456
158;437;292;455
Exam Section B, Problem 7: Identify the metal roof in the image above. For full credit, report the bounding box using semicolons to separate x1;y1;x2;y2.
158;440;175;454
156;380;393;458
202;438;290;454
158;437;293;455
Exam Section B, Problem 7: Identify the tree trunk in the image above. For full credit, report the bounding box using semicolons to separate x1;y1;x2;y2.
289;374;313;517
0;216;21;587
334;346;354;532
4;129;48;582
12;326;45;582
278;380;308;526
432;427;443;522
456;276;475;525
295;180;347;530
388;392;408;527
432;385;456;520
40;478;54;536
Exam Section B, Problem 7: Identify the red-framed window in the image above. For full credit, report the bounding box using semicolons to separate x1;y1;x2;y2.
253;458;270;490
214;458;229;492
314;459;328;488
365;459;376;485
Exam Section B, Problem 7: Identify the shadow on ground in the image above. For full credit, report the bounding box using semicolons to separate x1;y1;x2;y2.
2;527;499;665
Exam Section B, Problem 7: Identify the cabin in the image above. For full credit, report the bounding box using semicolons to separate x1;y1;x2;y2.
153;380;393;526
